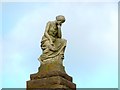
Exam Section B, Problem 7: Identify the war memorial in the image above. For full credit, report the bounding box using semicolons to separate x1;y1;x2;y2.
27;15;76;90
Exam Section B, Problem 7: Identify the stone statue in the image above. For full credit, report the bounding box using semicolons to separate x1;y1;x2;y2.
38;15;67;63
27;15;76;89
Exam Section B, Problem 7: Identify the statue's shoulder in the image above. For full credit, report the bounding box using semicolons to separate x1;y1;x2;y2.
47;21;52;24
46;21;52;27
46;21;54;27
47;21;55;24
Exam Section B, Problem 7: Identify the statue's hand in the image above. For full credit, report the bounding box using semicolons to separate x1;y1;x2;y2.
57;25;61;28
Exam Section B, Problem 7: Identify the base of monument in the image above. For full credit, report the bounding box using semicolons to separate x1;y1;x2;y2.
27;75;76;90
27;59;76;90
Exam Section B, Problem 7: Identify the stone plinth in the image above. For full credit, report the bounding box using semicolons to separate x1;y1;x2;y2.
27;59;76;90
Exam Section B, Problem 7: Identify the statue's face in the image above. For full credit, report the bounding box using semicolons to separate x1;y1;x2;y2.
57;20;65;25
57;21;62;25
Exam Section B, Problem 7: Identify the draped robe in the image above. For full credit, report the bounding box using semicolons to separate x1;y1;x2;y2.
39;21;67;62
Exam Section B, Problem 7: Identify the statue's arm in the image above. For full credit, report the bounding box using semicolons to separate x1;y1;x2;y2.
44;22;53;44
57;25;62;38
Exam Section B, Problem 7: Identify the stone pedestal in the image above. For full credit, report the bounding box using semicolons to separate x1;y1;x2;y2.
27;59;76;90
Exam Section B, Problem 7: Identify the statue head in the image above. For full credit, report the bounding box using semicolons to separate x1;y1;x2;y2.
56;15;65;25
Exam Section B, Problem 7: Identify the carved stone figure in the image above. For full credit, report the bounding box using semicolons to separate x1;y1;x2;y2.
27;15;76;89
38;15;67;63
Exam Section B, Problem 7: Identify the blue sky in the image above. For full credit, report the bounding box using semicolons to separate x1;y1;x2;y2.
1;1;118;89
0;2;2;90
